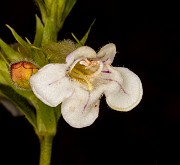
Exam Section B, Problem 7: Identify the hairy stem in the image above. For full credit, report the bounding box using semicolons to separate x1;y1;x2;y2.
39;135;54;165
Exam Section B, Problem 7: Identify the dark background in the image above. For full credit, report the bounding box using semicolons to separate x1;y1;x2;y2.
0;0;180;165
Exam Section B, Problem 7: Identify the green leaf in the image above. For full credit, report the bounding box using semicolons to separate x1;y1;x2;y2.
56;0;66;29
80;19;96;45
0;51;9;65
71;33;82;46
71;19;96;46
0;84;37;128
38;0;77;45
44;0;54;11
6;25;32;53
0;39;23;61
35;0;47;23
60;0;77;28
42;17;58;45
0;59;9;85
34;15;44;47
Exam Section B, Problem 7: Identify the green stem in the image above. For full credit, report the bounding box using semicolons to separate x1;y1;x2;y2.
39;135;54;165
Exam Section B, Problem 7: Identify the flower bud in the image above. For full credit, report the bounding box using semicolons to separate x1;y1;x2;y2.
11;61;38;89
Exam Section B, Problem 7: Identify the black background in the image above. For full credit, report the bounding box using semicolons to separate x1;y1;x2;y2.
0;0;180;165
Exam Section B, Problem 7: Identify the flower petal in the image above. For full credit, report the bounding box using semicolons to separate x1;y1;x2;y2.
30;64;74;107
104;66;143;111
61;84;104;128
97;43;116;65
66;46;97;66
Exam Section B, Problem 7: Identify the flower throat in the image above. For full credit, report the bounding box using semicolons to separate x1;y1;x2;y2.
68;58;103;91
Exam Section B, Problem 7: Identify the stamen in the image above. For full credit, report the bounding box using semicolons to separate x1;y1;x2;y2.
69;68;93;91
85;60;100;69
68;58;103;91
69;58;83;72
79;59;90;66
86;61;103;78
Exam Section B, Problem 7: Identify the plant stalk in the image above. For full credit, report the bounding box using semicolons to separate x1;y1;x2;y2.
39;135;54;165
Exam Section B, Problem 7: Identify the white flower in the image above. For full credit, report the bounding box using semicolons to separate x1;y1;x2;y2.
30;43;143;128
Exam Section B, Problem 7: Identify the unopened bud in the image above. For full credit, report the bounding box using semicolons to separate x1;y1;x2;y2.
11;61;38;89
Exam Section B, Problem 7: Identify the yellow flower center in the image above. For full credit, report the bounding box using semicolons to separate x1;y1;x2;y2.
68;58;103;91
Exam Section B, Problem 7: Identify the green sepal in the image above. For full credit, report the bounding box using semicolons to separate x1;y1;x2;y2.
42;40;77;63
31;47;48;67
0;84;37;128
30;95;60;136
54;105;61;123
